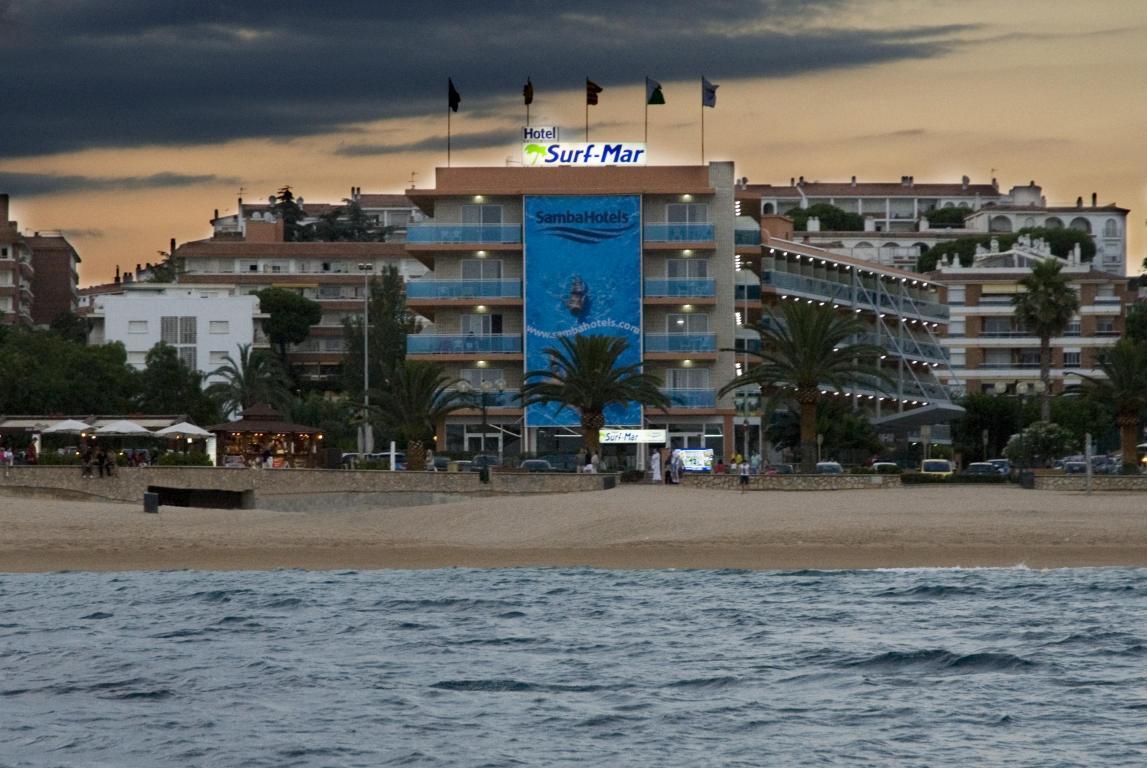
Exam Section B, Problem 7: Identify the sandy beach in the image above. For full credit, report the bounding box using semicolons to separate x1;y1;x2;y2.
1;484;1144;572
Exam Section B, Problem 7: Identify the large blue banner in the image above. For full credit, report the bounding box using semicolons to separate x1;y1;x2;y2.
524;195;642;427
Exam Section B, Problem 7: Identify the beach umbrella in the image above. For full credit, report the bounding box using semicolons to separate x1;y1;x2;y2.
94;420;152;437
155;422;212;438
41;419;93;434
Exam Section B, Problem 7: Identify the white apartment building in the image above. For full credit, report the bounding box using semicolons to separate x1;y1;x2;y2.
87;283;265;385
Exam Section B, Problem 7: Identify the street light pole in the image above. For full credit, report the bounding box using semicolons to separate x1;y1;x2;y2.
357;263;374;454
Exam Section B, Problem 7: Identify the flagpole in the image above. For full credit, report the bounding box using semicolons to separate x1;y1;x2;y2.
585;79;590;142
700;77;705;165
644;77;649;144
447;106;452;167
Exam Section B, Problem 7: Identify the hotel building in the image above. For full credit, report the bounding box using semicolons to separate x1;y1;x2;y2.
0;194;34;327
404;163;959;464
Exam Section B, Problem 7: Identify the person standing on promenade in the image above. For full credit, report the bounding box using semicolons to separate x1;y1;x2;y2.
738;457;751;493
590;452;601;474
575;447;587;474
669;448;682;484
95;446;108;478
81;445;93;478
750;450;762;476
650;448;662;484
426;448;438;472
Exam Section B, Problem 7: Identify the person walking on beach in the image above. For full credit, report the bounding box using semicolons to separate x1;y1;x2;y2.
738;456;751;493
650;448;662;484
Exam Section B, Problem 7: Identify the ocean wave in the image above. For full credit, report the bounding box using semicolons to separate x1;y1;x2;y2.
843;648;1036;673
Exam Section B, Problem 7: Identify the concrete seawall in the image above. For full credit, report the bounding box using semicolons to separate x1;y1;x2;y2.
682;473;901;490
0;466;616;509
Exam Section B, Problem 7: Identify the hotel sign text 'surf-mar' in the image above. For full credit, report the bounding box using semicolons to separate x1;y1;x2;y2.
522;142;647;167
599;429;668;445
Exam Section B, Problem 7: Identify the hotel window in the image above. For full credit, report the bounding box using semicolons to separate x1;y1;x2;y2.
461;259;503;280
947;286;966;304
243;261;259;272
666;203;709;223
461;313;502;335
1017;350;1040;368
1063;351;1081;368
667;313;708;334
128;320;148;334
1097;317;1117;335
161;316;198;369
319;284;342;299
209;320;229;334
983;349;1011;368
667;259;708;279
1066;317;1081;336
948;319;966;336
462;204;503;225
982;317;1014;336
127;351;146;366
949;349;966;367
665;367;710;389
461;368;505;387
1;248;7;257
1095;284;1117;302
209;351;229;365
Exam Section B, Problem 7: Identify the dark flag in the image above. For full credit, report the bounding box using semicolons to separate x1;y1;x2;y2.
702;77;718;108
586;78;603;106
523;78;534;106
646;77;665;105
448;78;461;112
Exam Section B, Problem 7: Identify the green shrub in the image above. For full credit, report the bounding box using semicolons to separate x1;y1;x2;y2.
155;451;213;467
37;452;81;465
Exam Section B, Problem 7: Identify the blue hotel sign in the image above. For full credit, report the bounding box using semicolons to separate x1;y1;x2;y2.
524;195;643;427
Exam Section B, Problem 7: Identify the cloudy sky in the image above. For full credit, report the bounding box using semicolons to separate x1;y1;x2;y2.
2;0;1145;284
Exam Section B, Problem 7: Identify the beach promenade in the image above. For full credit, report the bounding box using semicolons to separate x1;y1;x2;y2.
1;484;1144;572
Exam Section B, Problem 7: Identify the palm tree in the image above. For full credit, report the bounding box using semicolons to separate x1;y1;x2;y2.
208;344;292;418
1012;259;1081;421
722;301;886;472
372;360;469;471
521;335;670;455
1079;338;1147;468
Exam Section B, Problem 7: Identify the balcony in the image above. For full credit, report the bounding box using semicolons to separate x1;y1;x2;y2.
735;229;761;246
661;388;717;408
645;333;717;353
856;333;948;364
406;224;521;245
644;278;716;299
450;388;521;408
644;223;715;242
406;279;521;300
761;270;949;322
406;334;522;355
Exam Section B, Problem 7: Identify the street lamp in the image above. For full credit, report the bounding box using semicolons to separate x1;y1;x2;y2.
458;378;506;458
357;262;374;453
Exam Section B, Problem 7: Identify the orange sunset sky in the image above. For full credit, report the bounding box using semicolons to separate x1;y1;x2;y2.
2;0;1144;285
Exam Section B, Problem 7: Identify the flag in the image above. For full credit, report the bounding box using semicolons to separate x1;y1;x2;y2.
586;78;603;106
448;78;461;112
523;78;534;106
646;77;665;105
702;76;718;108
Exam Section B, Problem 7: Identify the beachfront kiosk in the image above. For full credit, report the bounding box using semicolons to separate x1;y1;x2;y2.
208;404;324;468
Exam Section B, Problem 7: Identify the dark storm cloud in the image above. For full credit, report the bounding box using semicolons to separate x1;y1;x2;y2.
0;171;238;197
0;0;979;158
336;129;513;157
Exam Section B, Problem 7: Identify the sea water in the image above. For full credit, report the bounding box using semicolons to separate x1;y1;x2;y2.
2;567;1146;766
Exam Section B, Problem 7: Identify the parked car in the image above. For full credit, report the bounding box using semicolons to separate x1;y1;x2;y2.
919;459;954;477
872;461;901;474
963;462;998;476
468;454;501;472
815;461;844;475
987;458;1011;476
540;454;580;472
1064;461;1088;474
518;459;553;472
765;464;794;475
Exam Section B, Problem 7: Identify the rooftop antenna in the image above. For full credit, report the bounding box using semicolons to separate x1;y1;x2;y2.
408;171;418;188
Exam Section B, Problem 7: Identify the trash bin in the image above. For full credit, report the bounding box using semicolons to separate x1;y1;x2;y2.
1019;470;1035;490
479;467;490;484
143;491;159;514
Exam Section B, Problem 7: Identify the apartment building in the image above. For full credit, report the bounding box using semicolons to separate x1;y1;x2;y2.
171;189;426;384
926;236;1131;396
24;232;81;325
738;177;1129;274
87;283;265;385
0;194;34;327
403;163;740;464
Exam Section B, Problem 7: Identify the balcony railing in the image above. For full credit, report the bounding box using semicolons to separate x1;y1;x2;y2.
644;278;716;298
644;223;715;242
761;270;949;321
406;279;521;300
735;230;761;246
662;388;717;408
645;333;717;353
856;333;948;363
406;334;522;355
406;224;522;245
449;388;521;408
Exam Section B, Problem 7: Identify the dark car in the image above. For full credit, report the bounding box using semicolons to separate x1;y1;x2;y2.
518;459;553;472
963;462;997;476
765;464;794;475
468;454;502;471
